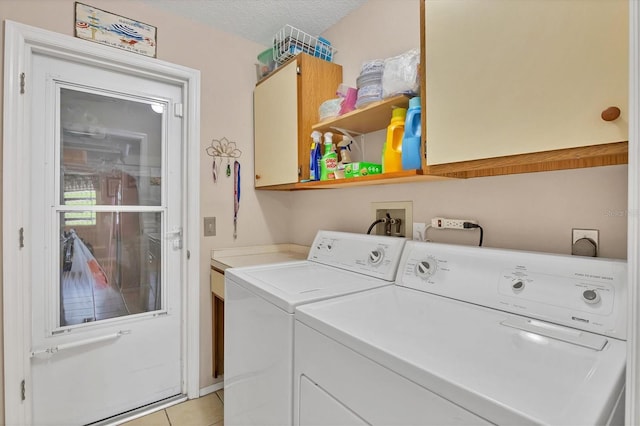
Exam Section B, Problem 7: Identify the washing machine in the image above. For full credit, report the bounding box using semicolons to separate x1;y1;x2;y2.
294;241;628;425
224;230;406;426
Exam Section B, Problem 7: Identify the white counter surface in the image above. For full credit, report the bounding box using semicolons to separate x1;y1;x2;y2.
211;244;309;271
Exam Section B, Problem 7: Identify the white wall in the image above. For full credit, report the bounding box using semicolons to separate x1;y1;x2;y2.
282;0;628;260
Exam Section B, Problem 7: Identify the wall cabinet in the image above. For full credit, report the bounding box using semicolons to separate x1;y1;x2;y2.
423;0;628;176
254;53;342;187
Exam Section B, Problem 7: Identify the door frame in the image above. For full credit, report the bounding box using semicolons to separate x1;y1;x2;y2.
628;0;639;423
2;20;201;425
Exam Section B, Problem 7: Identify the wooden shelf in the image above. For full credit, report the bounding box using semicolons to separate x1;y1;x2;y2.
312;95;410;134
255;169;449;191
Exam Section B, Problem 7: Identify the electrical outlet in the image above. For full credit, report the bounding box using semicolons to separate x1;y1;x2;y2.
204;216;216;237
413;222;427;241
431;217;478;229
370;201;412;237
572;228;598;256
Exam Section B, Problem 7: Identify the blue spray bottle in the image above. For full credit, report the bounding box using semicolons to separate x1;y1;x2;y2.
310;131;323;181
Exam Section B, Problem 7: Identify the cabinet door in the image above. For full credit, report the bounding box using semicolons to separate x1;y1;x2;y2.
254;60;299;187
425;0;628;165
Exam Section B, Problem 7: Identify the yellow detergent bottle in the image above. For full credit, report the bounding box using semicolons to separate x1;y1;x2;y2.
382;107;407;173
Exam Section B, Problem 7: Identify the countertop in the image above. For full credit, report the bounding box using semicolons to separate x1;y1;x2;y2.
210;243;309;271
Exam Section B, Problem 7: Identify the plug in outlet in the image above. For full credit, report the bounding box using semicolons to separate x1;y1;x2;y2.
572;228;598;256
370;201;413;237
413;222;427;241
431;217;478;229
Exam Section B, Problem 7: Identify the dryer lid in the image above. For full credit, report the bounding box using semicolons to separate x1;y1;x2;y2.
226;261;391;313
295;285;626;425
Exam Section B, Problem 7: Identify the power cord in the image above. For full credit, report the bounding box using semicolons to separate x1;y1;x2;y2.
463;222;484;246
417;224;432;241
367;212;391;235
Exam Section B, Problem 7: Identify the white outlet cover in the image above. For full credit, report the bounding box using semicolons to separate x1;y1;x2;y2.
413;222;427;241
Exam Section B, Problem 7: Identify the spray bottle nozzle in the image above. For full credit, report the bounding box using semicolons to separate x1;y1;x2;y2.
323;132;334;144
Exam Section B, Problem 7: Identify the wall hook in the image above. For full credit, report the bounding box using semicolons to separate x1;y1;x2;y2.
206;137;242;183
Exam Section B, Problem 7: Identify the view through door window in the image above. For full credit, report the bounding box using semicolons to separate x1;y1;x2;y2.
59;88;164;326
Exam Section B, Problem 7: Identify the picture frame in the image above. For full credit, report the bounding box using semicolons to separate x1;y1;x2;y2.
74;2;157;58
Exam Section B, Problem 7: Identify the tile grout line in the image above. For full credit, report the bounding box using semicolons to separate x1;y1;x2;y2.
164;408;172;426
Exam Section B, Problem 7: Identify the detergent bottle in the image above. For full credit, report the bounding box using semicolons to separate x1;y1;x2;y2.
382;107;407;173
309;130;323;181
401;97;422;170
320;132;337;180
337;136;353;165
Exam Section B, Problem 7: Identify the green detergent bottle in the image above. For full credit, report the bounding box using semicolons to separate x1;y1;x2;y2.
320;132;337;180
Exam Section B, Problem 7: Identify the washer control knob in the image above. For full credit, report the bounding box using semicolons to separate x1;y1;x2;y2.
368;248;384;265
415;258;437;279
583;289;600;304
512;280;525;292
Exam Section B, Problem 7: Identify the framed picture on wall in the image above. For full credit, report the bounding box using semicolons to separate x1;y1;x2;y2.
74;2;157;58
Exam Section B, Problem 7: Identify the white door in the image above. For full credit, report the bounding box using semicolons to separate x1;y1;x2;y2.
25;47;183;425
3;21;200;426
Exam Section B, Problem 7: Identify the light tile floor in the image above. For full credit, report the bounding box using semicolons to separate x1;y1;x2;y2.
122;390;224;426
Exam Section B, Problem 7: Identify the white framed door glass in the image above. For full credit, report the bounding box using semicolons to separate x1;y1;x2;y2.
4;21;201;426
29;48;182;426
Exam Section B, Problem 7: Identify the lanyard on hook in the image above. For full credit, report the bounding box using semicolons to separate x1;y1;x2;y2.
233;160;241;239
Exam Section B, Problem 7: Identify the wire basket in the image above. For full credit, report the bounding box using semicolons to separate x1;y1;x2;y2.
273;25;336;64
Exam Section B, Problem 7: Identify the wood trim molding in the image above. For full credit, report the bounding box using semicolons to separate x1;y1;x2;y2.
426;142;628;178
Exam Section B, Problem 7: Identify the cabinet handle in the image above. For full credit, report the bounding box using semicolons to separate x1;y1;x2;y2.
255;174;261;180
601;106;621;122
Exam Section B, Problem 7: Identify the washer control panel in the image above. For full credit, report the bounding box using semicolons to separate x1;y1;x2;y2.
396;241;627;339
308;230;406;281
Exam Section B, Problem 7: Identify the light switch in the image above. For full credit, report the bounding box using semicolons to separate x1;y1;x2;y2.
204;217;216;237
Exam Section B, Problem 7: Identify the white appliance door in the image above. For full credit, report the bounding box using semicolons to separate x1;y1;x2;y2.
28;51;184;425
296;286;627;425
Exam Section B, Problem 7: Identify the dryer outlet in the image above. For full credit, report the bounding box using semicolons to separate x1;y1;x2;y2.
370;201;412;237
572;228;598;256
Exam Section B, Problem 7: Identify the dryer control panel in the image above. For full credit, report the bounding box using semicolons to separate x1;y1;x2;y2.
308;231;406;282
396;241;627;340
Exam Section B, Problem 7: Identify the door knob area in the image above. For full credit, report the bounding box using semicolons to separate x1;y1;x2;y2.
601;106;621;122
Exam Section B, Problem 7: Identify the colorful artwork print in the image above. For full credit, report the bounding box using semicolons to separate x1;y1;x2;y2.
75;2;157;58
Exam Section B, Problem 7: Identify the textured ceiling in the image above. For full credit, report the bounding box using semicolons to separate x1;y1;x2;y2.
146;0;367;47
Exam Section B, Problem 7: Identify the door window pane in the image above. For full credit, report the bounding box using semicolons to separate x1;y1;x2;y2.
60;88;163;207
59;212;162;327
57;87;165;328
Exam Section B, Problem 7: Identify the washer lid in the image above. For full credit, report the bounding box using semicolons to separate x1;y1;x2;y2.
295;286;626;425
225;261;391;313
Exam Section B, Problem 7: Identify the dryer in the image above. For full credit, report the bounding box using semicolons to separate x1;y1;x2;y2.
224;230;406;426
294;241;627;425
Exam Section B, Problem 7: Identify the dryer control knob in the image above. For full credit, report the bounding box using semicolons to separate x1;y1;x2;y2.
368;248;384;265
512;280;525;293
583;289;601;304
415;258;437;279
